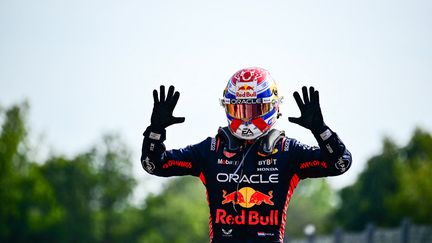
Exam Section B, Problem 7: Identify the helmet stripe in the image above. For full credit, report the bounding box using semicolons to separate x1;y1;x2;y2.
251;117;269;132
229;118;242;132
261;107;276;120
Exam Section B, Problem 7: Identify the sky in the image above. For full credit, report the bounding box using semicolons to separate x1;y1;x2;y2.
1;0;432;200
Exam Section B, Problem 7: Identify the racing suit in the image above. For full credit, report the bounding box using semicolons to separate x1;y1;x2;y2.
141;125;352;242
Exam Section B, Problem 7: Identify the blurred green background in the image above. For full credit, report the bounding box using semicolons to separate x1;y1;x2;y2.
1;102;431;242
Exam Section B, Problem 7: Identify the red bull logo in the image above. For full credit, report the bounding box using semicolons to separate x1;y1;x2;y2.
235;82;257;98
237;85;254;91
249;190;274;206
221;187;273;208
215;209;279;226
222;190;245;204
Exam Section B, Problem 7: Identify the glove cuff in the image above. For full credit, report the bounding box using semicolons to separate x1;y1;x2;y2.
143;125;166;142
311;124;334;143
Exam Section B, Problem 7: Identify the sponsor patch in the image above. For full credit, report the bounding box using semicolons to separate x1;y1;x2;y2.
258;232;275;237
258;158;277;166
335;157;348;172
257;167;279;172
217;187;278;226
217;173;279;184
222;187;274;208
149;132;161;140
162;160;192;169
143;157;155;174
235;78;257;98
210;138;216;151
300;160;328;169
284;139;290;151
256;158;278;172
222;228;233;237
320;129;332;141
241;128;254;137
326;144;334;154
215;209;279;226
218;159;239;165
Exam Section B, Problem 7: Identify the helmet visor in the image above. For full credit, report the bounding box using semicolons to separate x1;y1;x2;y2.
225;103;273;120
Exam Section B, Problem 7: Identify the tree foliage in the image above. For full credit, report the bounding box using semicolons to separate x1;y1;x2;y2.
138;177;209;243
390;129;432;224
0;103;136;242
334;128;432;230
285;178;337;238
39;155;98;243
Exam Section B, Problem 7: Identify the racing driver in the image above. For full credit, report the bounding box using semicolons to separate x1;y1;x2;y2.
141;67;352;242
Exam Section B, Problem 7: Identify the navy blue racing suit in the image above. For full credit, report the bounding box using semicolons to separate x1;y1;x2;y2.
141;125;352;242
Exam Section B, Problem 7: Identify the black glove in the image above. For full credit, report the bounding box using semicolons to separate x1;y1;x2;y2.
288;86;325;133
150;85;185;130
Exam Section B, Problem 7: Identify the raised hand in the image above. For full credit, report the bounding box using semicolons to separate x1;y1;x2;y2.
288;86;324;132
151;85;185;129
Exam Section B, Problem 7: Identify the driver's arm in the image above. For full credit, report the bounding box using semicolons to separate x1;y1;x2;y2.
141;126;209;177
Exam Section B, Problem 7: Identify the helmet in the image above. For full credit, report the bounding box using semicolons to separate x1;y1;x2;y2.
221;67;283;140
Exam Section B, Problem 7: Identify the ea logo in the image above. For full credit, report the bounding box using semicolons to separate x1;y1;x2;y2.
241;128;254;137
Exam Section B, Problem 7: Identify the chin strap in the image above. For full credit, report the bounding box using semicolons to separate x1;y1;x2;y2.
217;127;285;155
